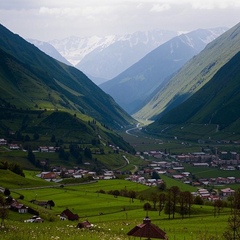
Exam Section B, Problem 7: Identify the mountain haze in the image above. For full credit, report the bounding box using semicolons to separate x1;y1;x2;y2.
134;22;240;121
76;30;178;81
100;28;226;114
50;30;178;83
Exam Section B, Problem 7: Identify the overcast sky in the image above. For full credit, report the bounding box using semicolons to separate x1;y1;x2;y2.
1;0;240;41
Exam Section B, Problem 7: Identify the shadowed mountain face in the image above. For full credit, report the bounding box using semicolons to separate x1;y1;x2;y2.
100;28;227;115
134;22;240;121
149;51;240;130
0;24;135;130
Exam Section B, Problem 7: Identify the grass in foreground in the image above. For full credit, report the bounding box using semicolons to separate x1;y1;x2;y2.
0;205;231;240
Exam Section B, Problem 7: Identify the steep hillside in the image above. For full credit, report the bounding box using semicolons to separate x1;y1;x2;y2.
100;28;226;114
0;24;135;130
147;51;240;138
135;22;240;120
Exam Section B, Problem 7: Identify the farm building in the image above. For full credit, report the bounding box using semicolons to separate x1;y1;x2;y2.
127;216;168;239
60;209;79;221
11;201;28;214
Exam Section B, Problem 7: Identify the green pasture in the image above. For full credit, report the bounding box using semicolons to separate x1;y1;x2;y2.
94;152;145;172
0;169;55;189
0;150;37;170
183;164;240;179
1;207;231;240
119;129;203;154
0;170;238;239
160;175;197;192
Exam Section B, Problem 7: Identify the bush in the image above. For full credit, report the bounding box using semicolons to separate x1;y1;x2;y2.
4;188;10;196
194;195;204;205
143;202;152;211
19;194;24;200
97;189;106;194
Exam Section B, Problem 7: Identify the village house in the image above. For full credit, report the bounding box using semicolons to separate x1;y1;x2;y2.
41;172;57;180
30;200;55;209
192;163;209;167
0;138;7;145
100;170;115;179
220;188;235;198
60;209;79;221
38;146;56;152
197;188;210;199
24;215;44;223
11;200;28;214
8;144;20;150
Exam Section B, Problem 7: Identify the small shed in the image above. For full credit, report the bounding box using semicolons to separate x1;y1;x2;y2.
127;216;168;239
76;220;92;229
60;208;79;221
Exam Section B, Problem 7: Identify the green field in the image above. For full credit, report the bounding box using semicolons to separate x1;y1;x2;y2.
0;171;236;240
183;164;240;179
0;169;55;189
1;206;231;240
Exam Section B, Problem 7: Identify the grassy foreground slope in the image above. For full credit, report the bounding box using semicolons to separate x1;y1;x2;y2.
0;174;233;240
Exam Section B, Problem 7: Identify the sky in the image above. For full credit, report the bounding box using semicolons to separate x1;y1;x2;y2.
1;0;240;41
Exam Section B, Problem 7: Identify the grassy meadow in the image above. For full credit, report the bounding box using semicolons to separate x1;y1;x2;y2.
0;171;234;240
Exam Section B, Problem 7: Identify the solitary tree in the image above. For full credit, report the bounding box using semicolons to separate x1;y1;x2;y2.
129;190;136;203
0;195;9;227
47;200;55;210
4;188;10;197
151;192;158;210
158;193;166;216
179;191;187;219
185;191;193;217
51;134;56;142
170;186;180;219
158;182;167;191
214;199;224;217
223;189;240;240
164;190;173;219
223;209;240;240
27;149;36;165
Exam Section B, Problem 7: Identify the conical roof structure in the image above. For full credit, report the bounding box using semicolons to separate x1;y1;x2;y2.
127;216;168;239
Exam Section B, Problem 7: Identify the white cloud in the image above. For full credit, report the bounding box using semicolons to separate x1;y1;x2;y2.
150;3;171;12
0;0;239;41
39;6;112;18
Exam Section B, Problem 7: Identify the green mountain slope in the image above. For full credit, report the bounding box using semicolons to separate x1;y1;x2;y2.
0;24;135;130
134;22;240;120
147;51;240;138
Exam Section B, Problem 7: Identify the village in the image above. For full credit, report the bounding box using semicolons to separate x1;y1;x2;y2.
1;137;240;224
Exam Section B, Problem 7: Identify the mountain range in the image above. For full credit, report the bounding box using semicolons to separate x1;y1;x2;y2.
49;30;178;84
1;21;240;147
100;27;227;114
136;22;240;122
